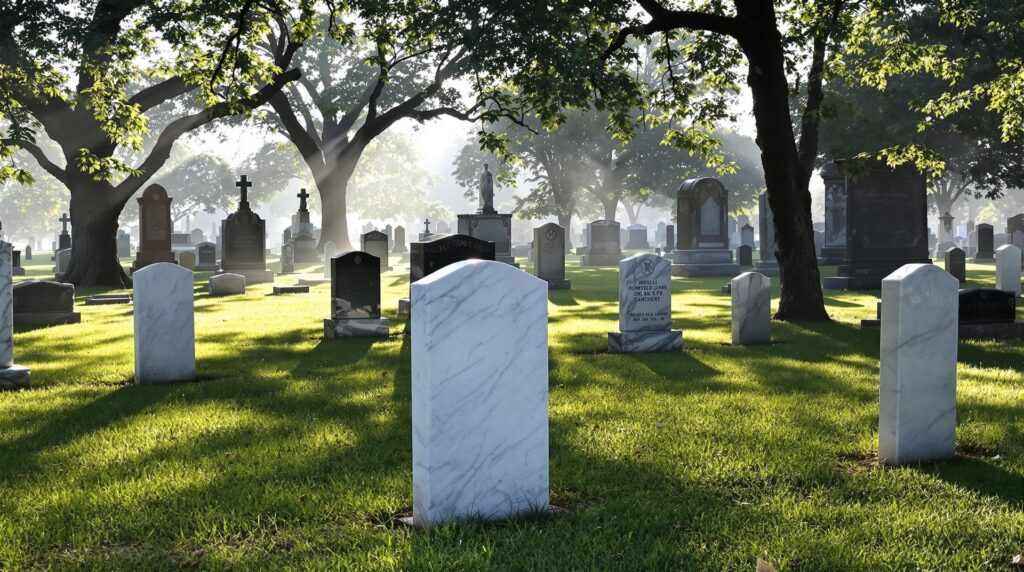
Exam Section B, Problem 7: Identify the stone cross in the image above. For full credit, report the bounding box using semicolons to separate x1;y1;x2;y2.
879;263;958;465
235;175;252;208
423;218;431;234
297;188;310;212
59;213;71;233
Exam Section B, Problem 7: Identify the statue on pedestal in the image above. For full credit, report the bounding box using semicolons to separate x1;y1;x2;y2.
477;164;496;215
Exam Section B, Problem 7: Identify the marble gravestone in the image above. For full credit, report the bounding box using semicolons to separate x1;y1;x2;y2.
754;191;779;276
411;259;548;527
279;243;295;274
944;246;966;283
672;178;741;277
740;224;754;249
208;273;246;296
116;230;131;258
608;253;682;353
13;280;80;326
934;212;956;258
737;244;753;266
0;241;30;389
823;162;930;290
974;223;994;261
131;184;178;273
219;175;274;284
995;244;1021;297
54;249;71;278
194;242;218;271
625;224;650;249
532;223;570;290
879;264;958;466
178;251;196;270
324;251;389;338
392;225;408;255
360;230;392;272
581;220;625;266
819;162;847;265
133;263;195;384
731;272;771;345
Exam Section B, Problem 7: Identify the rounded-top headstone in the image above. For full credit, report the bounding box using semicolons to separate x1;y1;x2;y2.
133;262;195;384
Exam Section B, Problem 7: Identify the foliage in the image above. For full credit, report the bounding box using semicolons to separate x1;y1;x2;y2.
348;131;447;222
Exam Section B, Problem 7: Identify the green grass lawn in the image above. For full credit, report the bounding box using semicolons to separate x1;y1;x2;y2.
2;252;1022;570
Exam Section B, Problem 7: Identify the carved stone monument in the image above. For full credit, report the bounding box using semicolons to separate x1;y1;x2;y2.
218;175;274;284
671;178;741;277
457;164;517;266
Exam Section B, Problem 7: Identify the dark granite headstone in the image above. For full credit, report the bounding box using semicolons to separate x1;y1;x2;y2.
12;280;81;326
581;220;624;266
532;222;570;289
959;289;1014;324
57;213;71;252
1008;214;1024;251
975;223;994;260
195;242;218;271
24;245;31;260
131;184;177;272
671;177;740;276
220;175;270;280
737;244;752;266
823;161;930;290
665;224;675;252
331;251;381;318
820;162;847;264
410;234;495;283
945;247;966;282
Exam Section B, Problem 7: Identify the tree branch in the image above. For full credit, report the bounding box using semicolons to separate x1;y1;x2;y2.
3;138;68;184
604;0;742;60
127;76;195;114
269;89;325;171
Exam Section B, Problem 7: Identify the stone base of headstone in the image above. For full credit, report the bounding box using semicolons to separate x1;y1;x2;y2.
215;269;274;284
959;321;1024;340
933;242;956;259
608;330;682;353
580;253;623;266
398;298;410;315
625;239;650;250
324;317;389;338
544;279;572;290
824;259;932;290
671;249;741;277
818;246;845;266
85;294;132;305
292;238;320;263
860;301;882;328
0;365;31;390
194;263;219;272
273;285;309;295
297;277;332;285
753;261;780;277
12;267;25;276
971;254;994;263
14;311;81;327
457;213;518;267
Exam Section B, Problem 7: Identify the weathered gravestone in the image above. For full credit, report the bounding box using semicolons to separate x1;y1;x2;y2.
11;250;24;276
116;230;131;258
737;244;753;266
133;263;195;384
532;223;570;290
1008;214;1024;253
131;184;177;273
12;280;80;326
755;190;779;276
625;224;650;249
819;162;847;265
54;249;71;278
288;188;320;263
741;224;755;249
194;242;218;271
879;264;957;466
324;251;389;338
996;244;1021;297
0;241;30;389
219;175;273;284
190;228;205;245
581;220;624;266
672;178;741;277
24;245;31;261
279;243;295;274
957;288;1024;340
208;273;246;296
57;213;71;252
731;272;771;345
823;162;930;290
410;259;548;527
178;251;196;271
974;223;994;261
608;253;682;353
934;212;957;258
944;246;966;283
361;230;392;272
392;225;408;254
385;224;394;249
664;224;675;253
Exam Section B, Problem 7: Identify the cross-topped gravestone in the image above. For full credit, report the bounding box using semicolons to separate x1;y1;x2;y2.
219;175;272;283
235;175;252;208
297;188;310;212
57;213;72;252
59;213;70;233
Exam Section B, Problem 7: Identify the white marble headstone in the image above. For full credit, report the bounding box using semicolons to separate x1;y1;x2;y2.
618;253;671;331
133;262;195;384
56;248;71;275
209;273;246;296
995;244;1021;297
879;264;958;465
411;259;548;527
323;241;337;278
0;241;12;367
731;272;771;345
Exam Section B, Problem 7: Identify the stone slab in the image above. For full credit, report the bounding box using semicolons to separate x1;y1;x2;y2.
0;365;30;390
608;329;682;353
324;317;390;338
209;273;246;296
216;269;273;285
273;285;309;295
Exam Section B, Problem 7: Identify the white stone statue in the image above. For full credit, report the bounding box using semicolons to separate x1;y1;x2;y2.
478;164;495;214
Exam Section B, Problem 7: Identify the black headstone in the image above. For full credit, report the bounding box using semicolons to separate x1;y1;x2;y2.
737;244;753;266
331;251;381;318
24;245;31;260
676;178;729;249
197;242;217;266
410;234;495;283
959;288;1015;324
13;280;75;313
945;246;966;282
221;176;267;272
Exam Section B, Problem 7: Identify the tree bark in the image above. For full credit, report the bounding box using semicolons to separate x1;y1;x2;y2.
61;178;132;287
736;3;829;320
557;212;574;250
314;159;358;252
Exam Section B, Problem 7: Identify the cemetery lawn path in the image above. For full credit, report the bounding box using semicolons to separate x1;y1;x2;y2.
2;254;1022;570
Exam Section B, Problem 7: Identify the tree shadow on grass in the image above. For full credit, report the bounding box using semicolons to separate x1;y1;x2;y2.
919;455;1024;507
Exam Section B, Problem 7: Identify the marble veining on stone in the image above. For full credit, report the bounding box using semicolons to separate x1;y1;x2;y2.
0;241;12;367
134;263;196;384
411;259;548;526
879;263;958;465
731;272;771;345
609;253;681;353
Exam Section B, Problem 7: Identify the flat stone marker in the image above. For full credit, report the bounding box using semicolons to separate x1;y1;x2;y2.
133;262;195;384
944;246;965;283
996;244;1021;297
879;264;958;466
273;285;309;295
0;241;30;389
85;294;132;306
731;272;771;345
13;280;81;326
608;253;682;353
209;273;246;296
411;260;548;527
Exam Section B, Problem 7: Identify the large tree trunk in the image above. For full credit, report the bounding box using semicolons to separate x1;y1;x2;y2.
315;160;358;252
557;212;574;251
62;179;132;288
738;5;829;321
